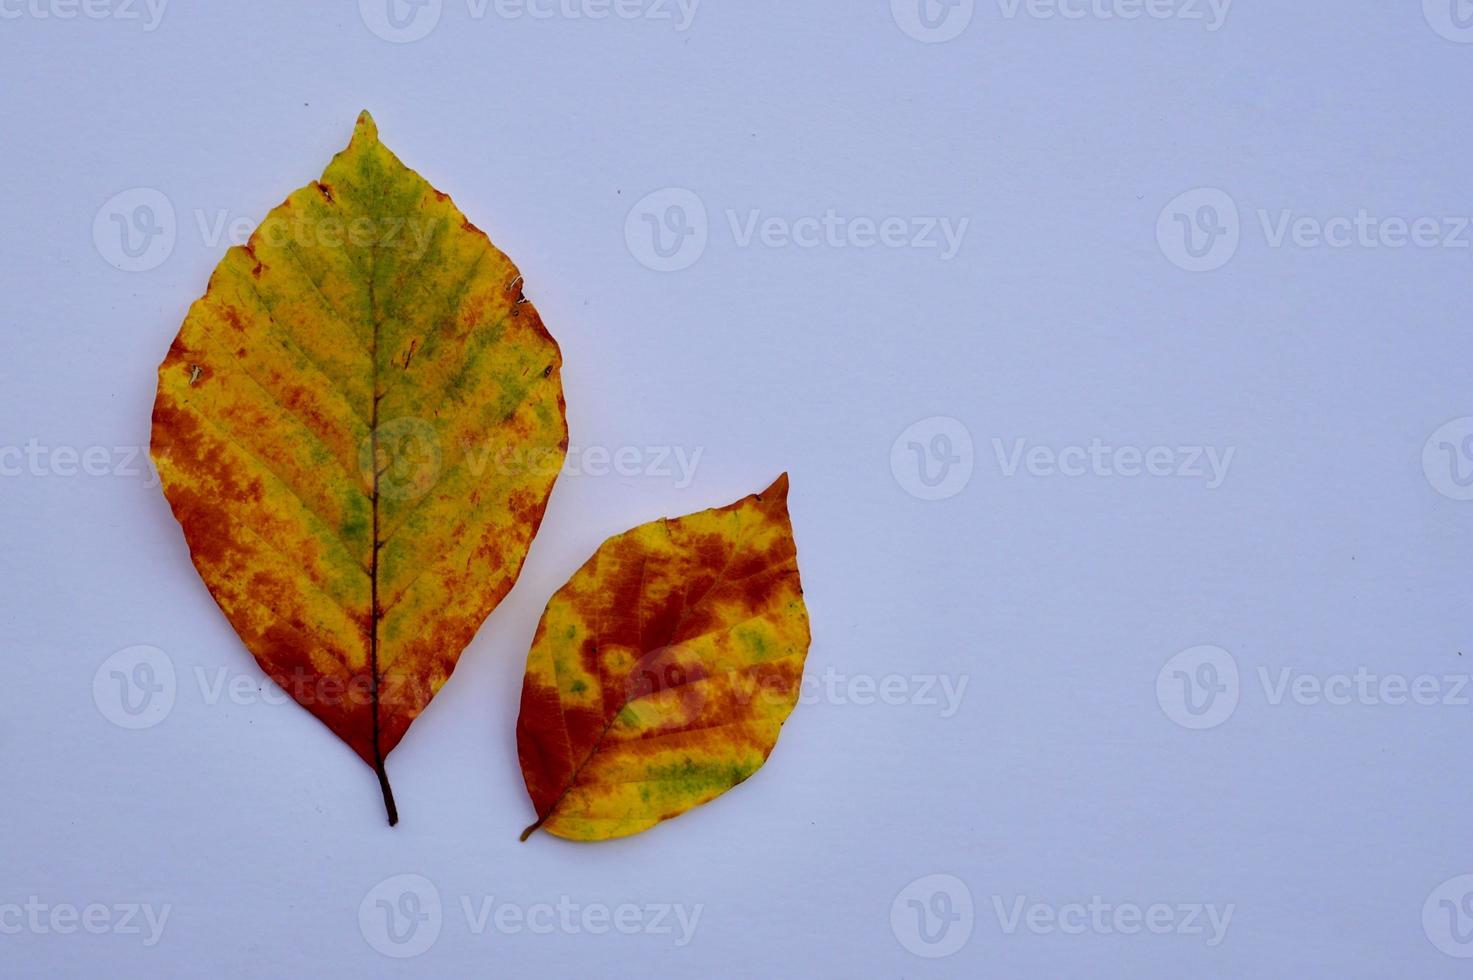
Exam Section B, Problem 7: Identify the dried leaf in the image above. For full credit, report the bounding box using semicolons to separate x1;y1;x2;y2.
151;112;567;824
517;475;810;841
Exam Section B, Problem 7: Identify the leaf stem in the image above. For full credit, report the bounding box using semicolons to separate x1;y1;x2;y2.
376;755;399;826
519;817;544;842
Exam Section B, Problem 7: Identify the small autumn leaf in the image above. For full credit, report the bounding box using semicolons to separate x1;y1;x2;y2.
517;474;811;841
151;112;567;825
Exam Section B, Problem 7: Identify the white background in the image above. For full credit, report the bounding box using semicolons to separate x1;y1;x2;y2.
3;1;1473;976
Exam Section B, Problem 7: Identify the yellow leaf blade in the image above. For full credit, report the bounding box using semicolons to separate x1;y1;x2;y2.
151;112;568;823
517;474;811;841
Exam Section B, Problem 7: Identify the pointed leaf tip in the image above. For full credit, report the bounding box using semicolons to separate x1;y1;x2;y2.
354;110;378;140
762;472;790;501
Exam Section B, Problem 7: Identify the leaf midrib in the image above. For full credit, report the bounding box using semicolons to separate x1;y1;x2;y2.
363;148;395;824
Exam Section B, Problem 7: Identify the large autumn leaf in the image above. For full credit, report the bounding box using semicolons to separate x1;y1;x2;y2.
151;112;567;824
517;475;810;841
